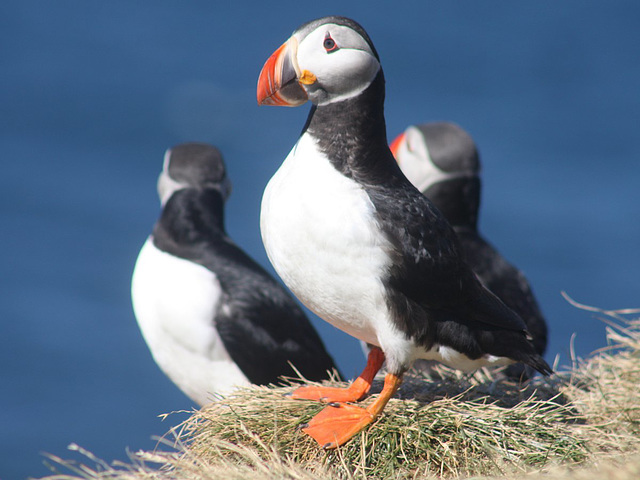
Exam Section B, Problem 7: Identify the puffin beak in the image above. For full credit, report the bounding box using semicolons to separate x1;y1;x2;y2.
257;38;309;107
389;132;406;160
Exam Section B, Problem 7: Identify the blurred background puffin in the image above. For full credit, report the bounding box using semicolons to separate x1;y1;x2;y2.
131;143;340;406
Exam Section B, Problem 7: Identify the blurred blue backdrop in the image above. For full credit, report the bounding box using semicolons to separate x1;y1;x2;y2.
2;1;638;478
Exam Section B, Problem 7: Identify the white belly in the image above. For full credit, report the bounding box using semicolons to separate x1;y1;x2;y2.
260;135;409;357
131;239;249;405
419;345;513;373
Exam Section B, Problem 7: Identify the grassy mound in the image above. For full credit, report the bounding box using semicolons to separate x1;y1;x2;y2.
41;302;640;479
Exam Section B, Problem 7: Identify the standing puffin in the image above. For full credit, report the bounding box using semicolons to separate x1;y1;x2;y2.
256;16;551;448
390;122;548;378
131;143;339;406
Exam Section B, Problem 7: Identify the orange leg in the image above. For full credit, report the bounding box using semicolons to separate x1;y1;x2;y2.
290;346;384;403
301;372;403;449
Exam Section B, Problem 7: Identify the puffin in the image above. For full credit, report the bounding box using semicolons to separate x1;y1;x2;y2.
390;122;548;378
131;142;340;406
256;16;551;448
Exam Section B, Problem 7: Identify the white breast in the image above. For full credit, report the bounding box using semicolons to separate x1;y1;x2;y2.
131;239;249;405
260;135;414;370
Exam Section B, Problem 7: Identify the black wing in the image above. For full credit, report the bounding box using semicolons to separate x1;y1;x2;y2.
457;230;548;356
208;238;341;385
365;170;550;374
367;176;527;329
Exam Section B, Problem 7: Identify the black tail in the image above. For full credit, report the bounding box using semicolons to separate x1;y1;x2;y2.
525;354;553;377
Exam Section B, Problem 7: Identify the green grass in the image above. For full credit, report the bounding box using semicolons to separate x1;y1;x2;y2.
40;302;640;479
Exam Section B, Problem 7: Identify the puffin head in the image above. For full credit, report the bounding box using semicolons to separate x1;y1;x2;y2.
157;143;232;206
257;16;381;107
390;122;482;227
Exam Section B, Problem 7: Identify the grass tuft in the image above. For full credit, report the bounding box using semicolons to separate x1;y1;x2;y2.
39;302;640;479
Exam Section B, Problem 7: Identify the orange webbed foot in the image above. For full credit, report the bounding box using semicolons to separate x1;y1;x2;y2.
300;372;403;449
301;403;375;449
290;346;385;403
290;384;365;402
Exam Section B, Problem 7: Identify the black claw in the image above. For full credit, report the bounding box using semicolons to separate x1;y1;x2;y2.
299;423;309;429
283;392;292;398
323;442;334;449
328;402;340;408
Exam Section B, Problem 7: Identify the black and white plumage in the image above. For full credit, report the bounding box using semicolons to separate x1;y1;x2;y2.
258;16;551;379
131;143;339;406
257;16;551;447
390;122;548;377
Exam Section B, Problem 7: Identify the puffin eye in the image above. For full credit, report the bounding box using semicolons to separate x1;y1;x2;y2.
323;34;338;53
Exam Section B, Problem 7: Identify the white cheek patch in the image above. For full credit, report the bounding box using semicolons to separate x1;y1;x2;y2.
157;169;187;206
157;149;187;205
295;24;380;105
397;127;465;194
321;50;380;104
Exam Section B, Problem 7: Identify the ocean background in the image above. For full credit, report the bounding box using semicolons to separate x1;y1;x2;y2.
2;1;638;478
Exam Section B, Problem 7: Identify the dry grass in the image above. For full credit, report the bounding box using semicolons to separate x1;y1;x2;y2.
40;301;640;479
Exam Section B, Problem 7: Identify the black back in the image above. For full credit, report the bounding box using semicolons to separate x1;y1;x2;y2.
421;176;481;229
153;186;340;385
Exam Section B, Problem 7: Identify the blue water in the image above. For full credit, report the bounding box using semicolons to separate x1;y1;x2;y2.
2;1;638;478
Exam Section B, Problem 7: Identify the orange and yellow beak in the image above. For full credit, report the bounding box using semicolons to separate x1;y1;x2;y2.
389;131;406;160
257;38;309;107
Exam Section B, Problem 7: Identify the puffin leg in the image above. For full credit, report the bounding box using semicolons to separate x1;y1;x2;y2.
291;346;384;403
301;372;402;449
